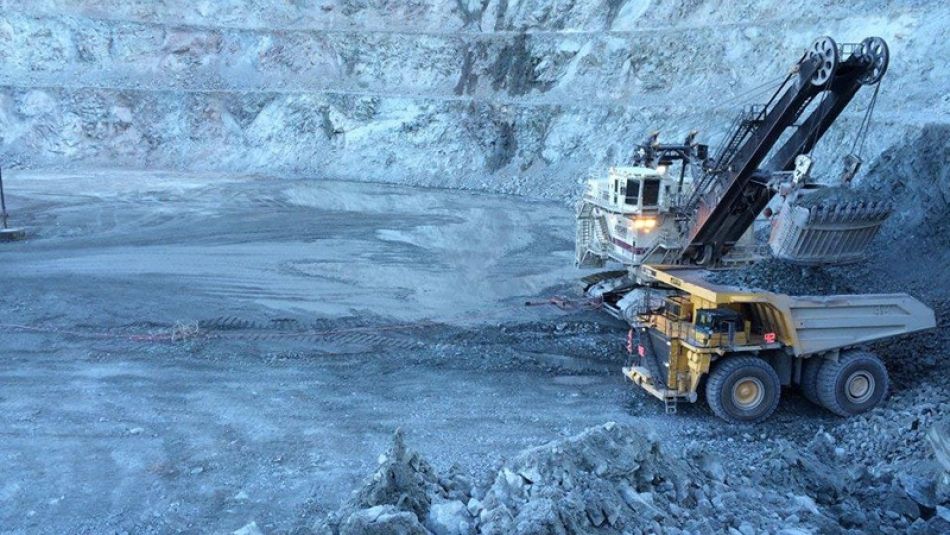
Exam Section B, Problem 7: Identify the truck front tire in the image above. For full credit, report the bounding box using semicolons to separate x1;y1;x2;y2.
706;356;781;424
816;350;888;417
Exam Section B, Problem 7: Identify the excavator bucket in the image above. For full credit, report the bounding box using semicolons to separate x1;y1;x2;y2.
768;186;892;265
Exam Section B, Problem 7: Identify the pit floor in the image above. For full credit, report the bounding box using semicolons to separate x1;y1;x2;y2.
0;171;834;533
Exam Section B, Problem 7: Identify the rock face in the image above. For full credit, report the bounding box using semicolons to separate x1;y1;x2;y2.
1;1;949;201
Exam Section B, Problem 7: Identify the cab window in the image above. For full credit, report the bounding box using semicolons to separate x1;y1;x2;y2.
625;179;640;205
642;179;660;206
695;308;740;334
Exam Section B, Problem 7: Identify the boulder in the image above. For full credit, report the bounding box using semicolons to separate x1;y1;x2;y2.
425;500;472;535
928;418;950;473
340;505;430;535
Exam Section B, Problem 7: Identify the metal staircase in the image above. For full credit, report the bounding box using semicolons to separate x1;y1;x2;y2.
575;201;613;267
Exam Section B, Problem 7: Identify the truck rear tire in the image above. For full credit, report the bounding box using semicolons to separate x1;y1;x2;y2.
816;350;888;417
706;356;781;424
800;357;824;405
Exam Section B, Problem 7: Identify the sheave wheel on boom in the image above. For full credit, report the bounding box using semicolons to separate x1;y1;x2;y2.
706;356;781;424
857;36;889;85
808;36;839;86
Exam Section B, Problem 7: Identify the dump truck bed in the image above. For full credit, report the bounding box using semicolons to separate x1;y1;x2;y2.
641;266;936;357
766;293;935;355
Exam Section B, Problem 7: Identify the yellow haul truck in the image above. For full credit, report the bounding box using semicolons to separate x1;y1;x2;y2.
625;266;936;423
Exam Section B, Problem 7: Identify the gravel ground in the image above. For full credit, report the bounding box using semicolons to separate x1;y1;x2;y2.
1;171;946;534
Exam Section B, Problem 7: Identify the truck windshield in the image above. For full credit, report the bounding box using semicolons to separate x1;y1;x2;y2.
696;310;715;331
695;309;738;333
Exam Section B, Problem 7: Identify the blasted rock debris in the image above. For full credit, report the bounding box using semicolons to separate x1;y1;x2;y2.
706;259;854;295
793;185;888;209
931;418;950;473
318;429;474;535
338;506;429;535
474;422;691;534
322;422;950;534
349;429;441;519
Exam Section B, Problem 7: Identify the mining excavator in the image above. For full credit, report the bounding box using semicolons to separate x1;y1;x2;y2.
574;37;936;423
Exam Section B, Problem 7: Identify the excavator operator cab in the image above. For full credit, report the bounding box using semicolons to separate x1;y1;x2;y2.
624;176;663;211
588;167;671;215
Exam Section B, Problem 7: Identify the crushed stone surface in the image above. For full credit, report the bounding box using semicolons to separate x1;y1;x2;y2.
705;259;856;295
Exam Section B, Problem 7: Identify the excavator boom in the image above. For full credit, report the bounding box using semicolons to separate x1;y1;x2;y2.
681;37;888;264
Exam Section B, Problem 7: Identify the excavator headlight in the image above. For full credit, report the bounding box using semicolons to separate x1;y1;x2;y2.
631;218;657;231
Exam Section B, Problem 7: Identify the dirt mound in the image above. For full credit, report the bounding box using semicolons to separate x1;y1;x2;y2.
706;259;855;295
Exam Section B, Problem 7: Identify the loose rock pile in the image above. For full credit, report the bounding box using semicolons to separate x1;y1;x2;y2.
706;259;854;295
793;185;887;209
313;422;950;534
756;428;950;534
474;422;693;534
316;428;473;535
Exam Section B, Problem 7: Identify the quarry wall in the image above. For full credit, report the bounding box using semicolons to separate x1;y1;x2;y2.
1;1;948;201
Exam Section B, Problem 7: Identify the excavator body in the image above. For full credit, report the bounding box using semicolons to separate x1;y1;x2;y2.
575;36;893;277
576;166;684;269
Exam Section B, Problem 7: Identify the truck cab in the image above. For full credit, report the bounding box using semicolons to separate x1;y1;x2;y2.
693;307;751;347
